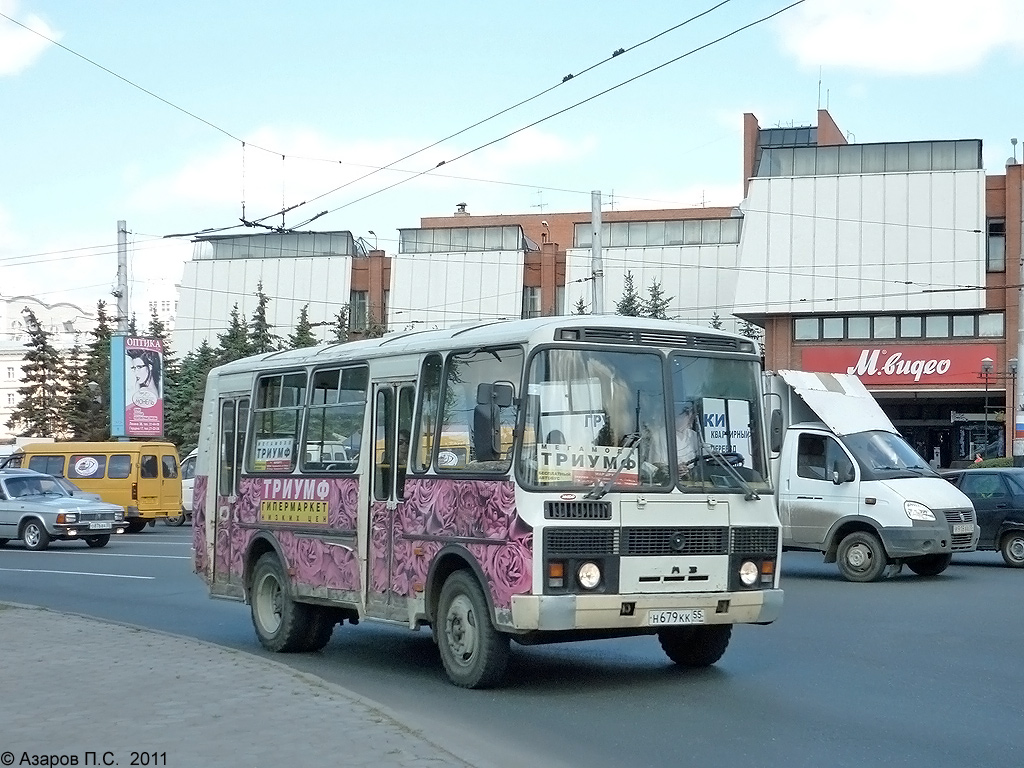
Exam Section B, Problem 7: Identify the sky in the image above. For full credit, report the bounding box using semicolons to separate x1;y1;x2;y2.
2;0;1023;323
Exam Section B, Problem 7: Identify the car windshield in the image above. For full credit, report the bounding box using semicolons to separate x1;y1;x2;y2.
843;430;938;480
4;475;71;499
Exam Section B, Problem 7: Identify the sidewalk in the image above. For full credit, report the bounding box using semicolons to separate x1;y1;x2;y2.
0;602;478;768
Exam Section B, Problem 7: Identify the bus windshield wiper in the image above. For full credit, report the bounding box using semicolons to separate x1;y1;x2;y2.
585;433;640;500
698;443;760;501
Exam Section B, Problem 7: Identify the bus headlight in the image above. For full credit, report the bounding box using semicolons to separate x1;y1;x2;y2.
738;560;759;587
905;501;935;521
577;562;602;590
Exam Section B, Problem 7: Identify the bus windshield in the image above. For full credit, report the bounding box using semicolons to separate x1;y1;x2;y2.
518;347;770;494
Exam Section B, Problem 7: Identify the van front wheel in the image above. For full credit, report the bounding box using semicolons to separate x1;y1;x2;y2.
906;553;952;577
836;531;888;582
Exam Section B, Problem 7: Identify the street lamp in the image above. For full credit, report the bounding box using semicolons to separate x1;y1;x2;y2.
982;357;994;458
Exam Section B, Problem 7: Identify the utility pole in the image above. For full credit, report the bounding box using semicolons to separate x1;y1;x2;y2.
1014;159;1024;466
591;190;604;314
116;220;129;333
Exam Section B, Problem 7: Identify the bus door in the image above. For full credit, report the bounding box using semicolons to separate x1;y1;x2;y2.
212;397;249;594
367;381;415;621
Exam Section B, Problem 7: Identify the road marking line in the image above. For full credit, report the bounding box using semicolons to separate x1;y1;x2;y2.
67;553;191;560
0;567;155;579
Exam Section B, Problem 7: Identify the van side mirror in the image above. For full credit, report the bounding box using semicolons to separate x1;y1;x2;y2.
832;460;856;485
770;409;784;453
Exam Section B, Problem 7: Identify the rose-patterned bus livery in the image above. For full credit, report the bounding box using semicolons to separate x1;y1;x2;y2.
193;316;783;688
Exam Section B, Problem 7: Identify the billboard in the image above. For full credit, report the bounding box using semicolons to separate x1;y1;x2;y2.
110;336;165;438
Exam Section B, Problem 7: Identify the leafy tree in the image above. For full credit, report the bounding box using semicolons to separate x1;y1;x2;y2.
572;297;588;315
709;312;724;330
217;304;250;363
249;281;280;354
288;304;319;349
614;271;644;317
165;341;216;454
7;308;68;438
642;278;673;320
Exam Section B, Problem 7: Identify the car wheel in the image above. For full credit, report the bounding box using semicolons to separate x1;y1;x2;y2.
250;553;315;652
0;538;8;547
658;625;732;667
836;531;888;582
436;570;510;689
999;531;1024;568
126;519;148;533
905;553;952;577
22;520;50;551
164;511;186;527
85;535;110;548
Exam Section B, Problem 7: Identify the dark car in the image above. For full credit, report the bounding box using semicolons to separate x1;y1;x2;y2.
941;468;1024;567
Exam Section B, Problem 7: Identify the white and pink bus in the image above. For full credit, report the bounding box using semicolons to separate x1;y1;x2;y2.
193;315;783;688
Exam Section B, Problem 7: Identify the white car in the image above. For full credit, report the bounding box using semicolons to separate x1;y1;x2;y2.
0;469;127;550
165;450;196;527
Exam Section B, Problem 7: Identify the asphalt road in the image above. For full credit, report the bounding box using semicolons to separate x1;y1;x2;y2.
1;526;1020;768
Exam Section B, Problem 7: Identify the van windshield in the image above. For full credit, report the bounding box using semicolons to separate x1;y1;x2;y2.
843;431;938;480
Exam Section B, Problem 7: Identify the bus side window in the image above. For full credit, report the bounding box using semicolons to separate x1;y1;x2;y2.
141;455;159;478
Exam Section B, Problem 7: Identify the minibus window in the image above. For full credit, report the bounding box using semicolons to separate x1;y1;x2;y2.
108;455;132;479
28;456;65;476
162;455;179;478
141;455;159;478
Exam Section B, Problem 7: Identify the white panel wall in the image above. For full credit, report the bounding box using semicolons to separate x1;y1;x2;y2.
735;169;986;316
173;256;353;353
388;250;525;330
564;243;743;334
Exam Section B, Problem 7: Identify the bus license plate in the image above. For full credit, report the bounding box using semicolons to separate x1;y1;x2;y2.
648;609;705;626
89;522;112;530
952;523;973;535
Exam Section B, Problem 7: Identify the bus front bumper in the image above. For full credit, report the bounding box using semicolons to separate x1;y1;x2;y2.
510;588;783;631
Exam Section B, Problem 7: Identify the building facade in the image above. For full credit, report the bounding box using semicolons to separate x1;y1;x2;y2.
0;296;94;443
171;110;1022;468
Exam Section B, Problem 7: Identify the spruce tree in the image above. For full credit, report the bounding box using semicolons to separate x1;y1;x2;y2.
328;305;349;343
573;297;588;315
7;308;68;438
288;304;319;349
64;335;92;440
615;271;644;317
165;341;216;454
217;304;251;364
709;312;724;330
77;300;114;441
249;281;280;354
642;278;673;320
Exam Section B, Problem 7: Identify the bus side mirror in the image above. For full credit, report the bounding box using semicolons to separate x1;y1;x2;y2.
474;383;513;461
770;409;784;453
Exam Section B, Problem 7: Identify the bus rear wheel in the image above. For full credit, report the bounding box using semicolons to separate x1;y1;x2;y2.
251;553;315;653
658;625;732;667
436;570;509;689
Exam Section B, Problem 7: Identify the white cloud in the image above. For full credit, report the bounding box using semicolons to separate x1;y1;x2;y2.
0;1;60;76
779;0;1024;74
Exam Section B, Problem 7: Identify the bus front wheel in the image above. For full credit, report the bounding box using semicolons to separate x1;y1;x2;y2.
251;553;315;653
436;570;509;689
658;625;732;667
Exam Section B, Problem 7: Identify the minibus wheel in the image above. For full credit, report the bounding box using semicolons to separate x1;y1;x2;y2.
164;511;187;527
85;535;110;548
126;519;147;534
436;570;509;688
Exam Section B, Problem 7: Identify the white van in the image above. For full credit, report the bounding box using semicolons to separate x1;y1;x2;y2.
767;370;979;582
165;449;196;527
